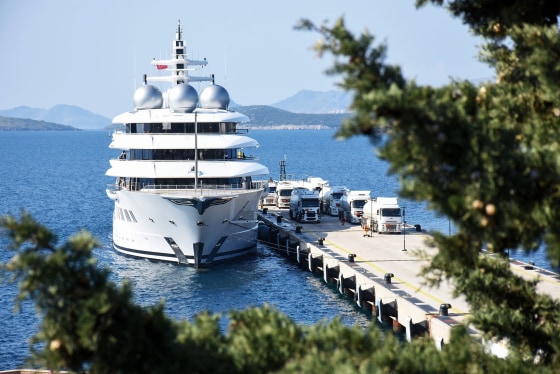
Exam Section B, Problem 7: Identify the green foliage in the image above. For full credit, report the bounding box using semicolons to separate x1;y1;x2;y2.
3;3;560;371
2;212;557;372
226;306;302;372
416;0;560;37
296;0;560;367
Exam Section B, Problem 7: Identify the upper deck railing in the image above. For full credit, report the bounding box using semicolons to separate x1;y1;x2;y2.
107;182;267;196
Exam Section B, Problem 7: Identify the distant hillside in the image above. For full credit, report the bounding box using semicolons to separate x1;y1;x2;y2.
271;90;353;114
0;90;354;130
236;105;350;129
0;116;80;131
0;105;111;130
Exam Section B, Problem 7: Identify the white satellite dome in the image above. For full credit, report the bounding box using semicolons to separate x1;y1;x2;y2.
199;84;230;110
169;84;199;113
133;85;163;110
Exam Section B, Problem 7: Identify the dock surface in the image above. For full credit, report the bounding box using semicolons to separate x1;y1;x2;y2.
258;208;560;345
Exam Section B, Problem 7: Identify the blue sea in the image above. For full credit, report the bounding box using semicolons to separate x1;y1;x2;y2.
0;130;555;369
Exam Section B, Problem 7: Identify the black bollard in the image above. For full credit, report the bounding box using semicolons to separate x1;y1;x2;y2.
263;208;268;214
348;253;355;262
439;303;452;316
276;214;282;224
384;273;394;284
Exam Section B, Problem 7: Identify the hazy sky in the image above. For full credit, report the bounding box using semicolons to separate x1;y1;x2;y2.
0;0;493;118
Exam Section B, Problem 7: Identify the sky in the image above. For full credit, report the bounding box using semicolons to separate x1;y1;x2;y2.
0;0;494;118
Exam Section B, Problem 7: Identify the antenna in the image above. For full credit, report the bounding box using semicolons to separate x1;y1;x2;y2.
176;19;182;40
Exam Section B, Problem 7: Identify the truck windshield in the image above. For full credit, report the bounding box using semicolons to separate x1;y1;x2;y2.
381;208;401;217
279;189;293;196
353;200;367;209
302;199;319;207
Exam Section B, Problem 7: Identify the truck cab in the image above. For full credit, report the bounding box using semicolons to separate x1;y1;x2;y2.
275;181;294;209
361;197;403;233
320;186;349;216
261;180;277;207
340;190;370;224
289;188;321;223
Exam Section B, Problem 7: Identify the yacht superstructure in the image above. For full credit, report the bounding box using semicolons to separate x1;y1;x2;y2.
106;21;269;267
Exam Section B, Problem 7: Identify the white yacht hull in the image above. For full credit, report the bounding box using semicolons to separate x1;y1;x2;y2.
110;188;263;267
106;22;269;268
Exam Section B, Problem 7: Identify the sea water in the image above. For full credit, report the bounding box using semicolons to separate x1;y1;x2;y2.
0;130;555;368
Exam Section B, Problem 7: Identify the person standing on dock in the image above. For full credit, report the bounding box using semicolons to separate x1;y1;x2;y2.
339;210;346;225
363;224;372;237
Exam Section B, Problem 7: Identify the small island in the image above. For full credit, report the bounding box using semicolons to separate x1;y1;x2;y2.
0;116;80;131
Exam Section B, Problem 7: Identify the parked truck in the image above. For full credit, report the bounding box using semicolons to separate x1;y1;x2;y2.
320;186;349;216
260;180;278;207
361;197;403;234
302;176;330;192
340;190;370;224
275;181;295;209
289;188;321;223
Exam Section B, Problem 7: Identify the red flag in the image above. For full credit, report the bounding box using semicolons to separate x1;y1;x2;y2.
156;65;168;70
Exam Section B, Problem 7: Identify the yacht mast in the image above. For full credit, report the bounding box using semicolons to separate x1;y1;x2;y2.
194;112;199;191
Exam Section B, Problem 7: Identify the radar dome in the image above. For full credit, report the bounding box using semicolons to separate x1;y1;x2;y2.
169;84;199;113
133;85;163;110
199;84;230;109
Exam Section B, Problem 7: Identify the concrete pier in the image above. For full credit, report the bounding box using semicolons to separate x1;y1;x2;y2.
257;209;560;346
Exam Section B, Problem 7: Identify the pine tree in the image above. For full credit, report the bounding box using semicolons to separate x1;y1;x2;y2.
296;0;560;365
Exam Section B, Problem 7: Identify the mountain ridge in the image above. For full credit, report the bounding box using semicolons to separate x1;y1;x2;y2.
0;115;80;131
0;90;353;130
269;89;352;114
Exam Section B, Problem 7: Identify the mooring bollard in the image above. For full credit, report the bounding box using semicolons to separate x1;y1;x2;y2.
439;303;452;316
348;253;355;262
295;226;302;233
262;208;268;214
318;238;324;245
276;214;282;224
384;273;394;284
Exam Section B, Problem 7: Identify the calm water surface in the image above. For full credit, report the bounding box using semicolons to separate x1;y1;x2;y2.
0;130;555;368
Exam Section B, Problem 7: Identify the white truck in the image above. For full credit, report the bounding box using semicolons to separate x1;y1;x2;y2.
289;188;321;223
302;176;330;192
340;190;370;224
361;197;403;234
260;180;278;207
275;181;295;209
320;186;349;216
